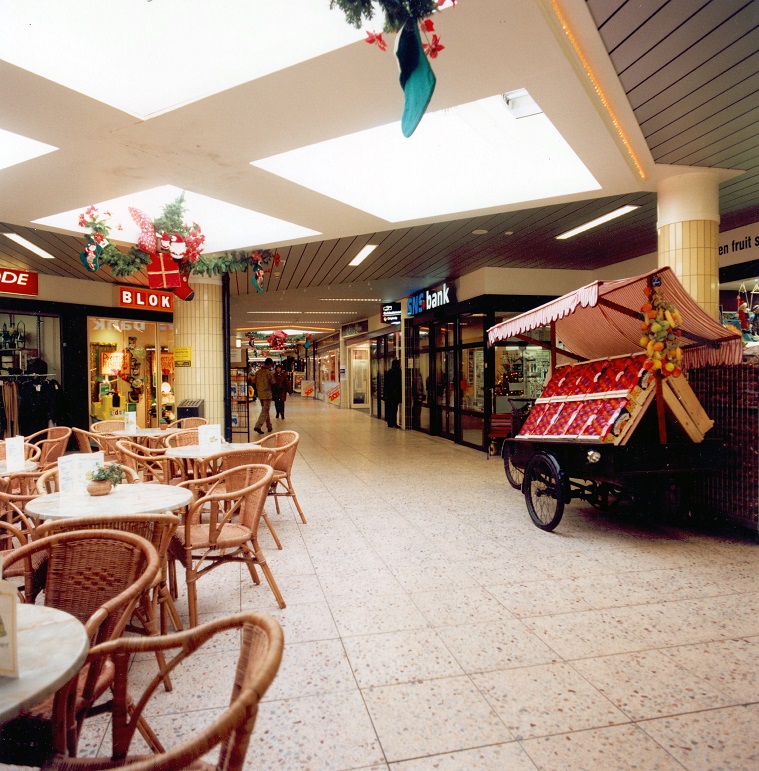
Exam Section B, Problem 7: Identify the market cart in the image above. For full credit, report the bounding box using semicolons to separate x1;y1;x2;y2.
488;267;742;531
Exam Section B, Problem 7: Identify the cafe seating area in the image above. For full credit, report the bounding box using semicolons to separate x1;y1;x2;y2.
1;396;759;769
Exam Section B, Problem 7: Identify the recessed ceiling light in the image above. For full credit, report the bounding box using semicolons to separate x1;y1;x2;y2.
472;229;488;235
33;185;319;253
556;205;640;240
252;92;599;222
0;128;57;171
504;230;514;235
3;233;56;259
349;245;377;267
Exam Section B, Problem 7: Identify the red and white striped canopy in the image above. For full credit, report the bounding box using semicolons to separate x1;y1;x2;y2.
487;267;742;368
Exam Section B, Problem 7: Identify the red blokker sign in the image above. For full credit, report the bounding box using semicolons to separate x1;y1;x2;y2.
118;286;174;312
0;268;38;296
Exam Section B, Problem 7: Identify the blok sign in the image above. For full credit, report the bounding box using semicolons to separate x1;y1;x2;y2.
406;282;455;317
0;269;38;296
117;286;173;312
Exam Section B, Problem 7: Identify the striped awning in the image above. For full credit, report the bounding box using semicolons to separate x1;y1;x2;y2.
487;267;742;369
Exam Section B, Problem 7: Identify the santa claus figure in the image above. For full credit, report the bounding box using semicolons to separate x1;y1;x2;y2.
168;233;194;302
169;233;187;261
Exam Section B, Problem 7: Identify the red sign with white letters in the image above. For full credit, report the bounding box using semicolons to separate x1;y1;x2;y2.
0;268;38;296
117;286;174;312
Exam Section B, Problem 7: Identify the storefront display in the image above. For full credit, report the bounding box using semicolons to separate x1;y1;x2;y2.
87;317;174;427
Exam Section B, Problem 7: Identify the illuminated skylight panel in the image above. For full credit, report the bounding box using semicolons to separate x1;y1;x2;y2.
0;128;57;171
0;0;367;119
252;94;601;222
33;185;319;252
556;205;640;239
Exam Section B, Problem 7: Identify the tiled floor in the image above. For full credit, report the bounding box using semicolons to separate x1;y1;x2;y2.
82;396;759;770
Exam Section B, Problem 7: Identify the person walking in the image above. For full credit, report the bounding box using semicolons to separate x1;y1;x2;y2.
253;358;275;434
383;358;402;428
273;364;293;419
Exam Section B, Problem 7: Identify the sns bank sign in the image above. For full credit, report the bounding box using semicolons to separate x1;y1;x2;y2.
406;281;456;317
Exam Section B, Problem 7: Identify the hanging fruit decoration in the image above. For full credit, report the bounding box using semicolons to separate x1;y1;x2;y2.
638;278;683;377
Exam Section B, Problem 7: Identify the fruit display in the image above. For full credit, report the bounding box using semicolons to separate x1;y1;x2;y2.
638;282;683;377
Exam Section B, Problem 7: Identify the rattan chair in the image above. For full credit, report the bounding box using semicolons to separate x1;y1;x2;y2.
162;428;199;448
170;464;284;626
35;513;182;691
166;417;207;430
25;426;72;470
91;419;125;433
0;529;161;764
252;430;306;523
35;464;139;494
0;440;42;462
71;427;119;462
0;470;43;519
41;611;284;771
114;439;177;484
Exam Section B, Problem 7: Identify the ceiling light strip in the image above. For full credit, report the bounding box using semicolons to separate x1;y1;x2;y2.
3;232;56;259
547;0;647;181
349;244;377;267
556;205;639;240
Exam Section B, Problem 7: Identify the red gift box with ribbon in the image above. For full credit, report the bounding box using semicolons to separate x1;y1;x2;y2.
147;253;181;290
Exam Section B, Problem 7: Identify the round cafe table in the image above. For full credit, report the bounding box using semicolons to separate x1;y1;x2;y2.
0;604;89;723
0;460;37;477
165;443;268;478
25;483;193;522
108;427;182;448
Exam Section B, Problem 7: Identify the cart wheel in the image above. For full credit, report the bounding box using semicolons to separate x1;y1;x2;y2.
502;440;523;490
524;452;565;531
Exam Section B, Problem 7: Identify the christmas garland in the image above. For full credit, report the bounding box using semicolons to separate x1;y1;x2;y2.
638;280;683;377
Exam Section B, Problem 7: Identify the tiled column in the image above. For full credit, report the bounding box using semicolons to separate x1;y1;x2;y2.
173;276;224;425
657;170;721;319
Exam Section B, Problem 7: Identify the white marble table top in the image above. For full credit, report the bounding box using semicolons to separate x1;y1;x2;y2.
25;483;193;521
109;427;181;438
0;604;89;723
0;460;37;477
165;443;265;459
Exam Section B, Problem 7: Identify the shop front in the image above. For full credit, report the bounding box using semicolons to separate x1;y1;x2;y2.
405;281;554;450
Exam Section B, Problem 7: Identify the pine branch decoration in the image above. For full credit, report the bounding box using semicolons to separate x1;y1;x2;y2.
331;0;439;32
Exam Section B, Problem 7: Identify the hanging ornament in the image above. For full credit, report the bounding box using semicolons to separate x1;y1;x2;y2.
128;207;157;254
80;239;101;272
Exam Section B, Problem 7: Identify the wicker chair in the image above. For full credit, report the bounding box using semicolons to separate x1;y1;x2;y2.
162;428;199;448
35;513;182;691
0;529;161;764
114;439;177;485
36;464;139;494
0;440;42;462
25;426;72;470
91;419;125;433
170;464;284;627
41;611;284;771
252;430;306;523
71;427;119;462
0;471;43;518
166;417;207;430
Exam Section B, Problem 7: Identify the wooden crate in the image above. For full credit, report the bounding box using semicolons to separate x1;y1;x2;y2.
662;374;714;443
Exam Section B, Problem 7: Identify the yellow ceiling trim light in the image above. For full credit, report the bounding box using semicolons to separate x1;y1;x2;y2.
547;0;647;181
236;325;337;333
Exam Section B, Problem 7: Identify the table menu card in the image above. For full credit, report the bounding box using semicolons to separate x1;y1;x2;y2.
198;424;222;449
124;411;137;432
4;436;25;473
58;451;105;495
0;568;18;677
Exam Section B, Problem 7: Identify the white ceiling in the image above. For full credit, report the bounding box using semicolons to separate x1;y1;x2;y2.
0;0;682;333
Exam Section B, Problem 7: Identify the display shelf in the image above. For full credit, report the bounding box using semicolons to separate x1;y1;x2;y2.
230;365;250;441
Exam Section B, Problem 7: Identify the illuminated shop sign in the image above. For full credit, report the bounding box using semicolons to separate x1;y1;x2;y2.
117;286;174;311
381;302;402;325
0;268;38;296
341;319;369;338
406;282;455;317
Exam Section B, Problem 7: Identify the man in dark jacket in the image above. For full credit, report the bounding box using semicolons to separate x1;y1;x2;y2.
383;358;402;428
253;358;275;434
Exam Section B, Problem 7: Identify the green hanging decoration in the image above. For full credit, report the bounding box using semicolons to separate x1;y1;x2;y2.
330;0;439;32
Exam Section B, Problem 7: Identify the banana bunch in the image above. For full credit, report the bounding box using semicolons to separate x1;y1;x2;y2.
638;287;683;377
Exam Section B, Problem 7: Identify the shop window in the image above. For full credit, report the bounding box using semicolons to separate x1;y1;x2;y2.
459;347;485;412
459;314;484;345
435;323;453;348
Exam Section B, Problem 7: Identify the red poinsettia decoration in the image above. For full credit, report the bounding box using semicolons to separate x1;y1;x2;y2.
423;33;444;58
365;31;387;51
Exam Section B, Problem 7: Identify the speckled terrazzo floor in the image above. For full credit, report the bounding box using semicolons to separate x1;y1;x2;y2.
77;396;759;770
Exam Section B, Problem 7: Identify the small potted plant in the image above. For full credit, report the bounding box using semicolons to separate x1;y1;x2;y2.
86;463;126;496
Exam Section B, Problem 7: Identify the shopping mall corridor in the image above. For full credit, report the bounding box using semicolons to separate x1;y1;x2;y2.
80;395;759;770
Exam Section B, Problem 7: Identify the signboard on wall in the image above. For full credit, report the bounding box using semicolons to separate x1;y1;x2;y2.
100;350;125;376
301;380;315;397
0;268;38;296
116;286;174;311
326;383;341;403
381;302;402;325
406;281;456;317
174;346;192;367
341;319;368;338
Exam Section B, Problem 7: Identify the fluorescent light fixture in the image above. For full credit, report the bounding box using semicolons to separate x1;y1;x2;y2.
0;0;368;119
3;233;56;259
246;311;357;315
349;245;377;267
33;185;319;252
0;128;57;171
252;92;600;222
319;297;382;302
556;205;640;240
